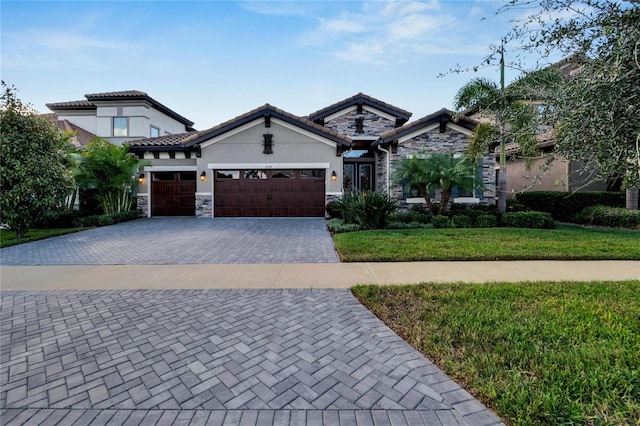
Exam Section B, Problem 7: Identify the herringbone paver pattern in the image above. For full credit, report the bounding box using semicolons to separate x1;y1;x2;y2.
0;218;339;265
0;290;503;425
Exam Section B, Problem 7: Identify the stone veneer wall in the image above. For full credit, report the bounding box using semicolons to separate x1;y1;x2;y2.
136;194;148;217
195;194;212;218
322;110;396;138
385;127;496;208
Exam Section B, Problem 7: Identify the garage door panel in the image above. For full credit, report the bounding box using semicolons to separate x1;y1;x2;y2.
151;172;196;216
214;169;325;217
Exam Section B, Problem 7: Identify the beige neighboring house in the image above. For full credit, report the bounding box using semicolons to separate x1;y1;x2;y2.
46;90;496;218
465;55;616;197
46;90;195;146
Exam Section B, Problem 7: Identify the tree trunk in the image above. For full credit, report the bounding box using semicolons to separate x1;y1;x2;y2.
440;191;452;215
626;187;639;210
497;164;507;213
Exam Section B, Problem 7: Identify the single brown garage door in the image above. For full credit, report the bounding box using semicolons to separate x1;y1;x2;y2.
151;171;196;216
214;169;325;217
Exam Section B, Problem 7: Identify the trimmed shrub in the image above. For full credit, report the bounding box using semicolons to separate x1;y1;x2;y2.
501;211;555;229
389;210;431;224
506;198;528;212
432;215;453;229
33;211;80;229
452;215;472;228
574;206;640;229
475;214;498;228
515;191;624;221
327;218;362;233
386;221;433;230
73;210;140;228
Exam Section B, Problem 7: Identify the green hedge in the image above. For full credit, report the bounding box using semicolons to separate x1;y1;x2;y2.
501;211;555;229
514;191;624;221
74;210;141;227
574;206;640;229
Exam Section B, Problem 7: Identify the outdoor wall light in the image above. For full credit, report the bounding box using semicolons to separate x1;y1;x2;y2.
138;173;145;184
331;171;337;181
200;171;207;182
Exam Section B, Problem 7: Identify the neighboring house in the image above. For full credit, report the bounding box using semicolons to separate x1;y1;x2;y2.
46;90;195;145
42;113;97;147
464;55;613;196
503;140;610;194
125;93;495;218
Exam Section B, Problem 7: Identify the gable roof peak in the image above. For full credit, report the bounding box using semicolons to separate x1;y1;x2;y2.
308;92;412;123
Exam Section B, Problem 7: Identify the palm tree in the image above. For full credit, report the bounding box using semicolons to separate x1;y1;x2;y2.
72;138;149;215
394;153;478;216
454;44;561;212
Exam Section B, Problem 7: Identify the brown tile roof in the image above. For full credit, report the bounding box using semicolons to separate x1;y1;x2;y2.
308;92;412;122
56;119;97;147
379;108;478;144
182;104;351;147
85;90;195;129
47;90;195;130
45;100;96;110
127;131;198;149
42;114;97;147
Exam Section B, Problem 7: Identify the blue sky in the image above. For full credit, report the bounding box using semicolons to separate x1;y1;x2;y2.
1;1;557;130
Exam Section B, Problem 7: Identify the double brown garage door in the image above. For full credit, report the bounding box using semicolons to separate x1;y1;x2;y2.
214;169;325;217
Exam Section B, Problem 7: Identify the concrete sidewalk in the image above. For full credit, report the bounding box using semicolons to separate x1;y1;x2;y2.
2;261;638;290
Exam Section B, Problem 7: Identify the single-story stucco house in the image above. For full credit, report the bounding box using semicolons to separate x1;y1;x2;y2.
48;91;496;218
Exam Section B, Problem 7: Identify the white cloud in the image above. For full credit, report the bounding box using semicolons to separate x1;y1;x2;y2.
2;28;141;70
316;1;467;64
240;1;318;17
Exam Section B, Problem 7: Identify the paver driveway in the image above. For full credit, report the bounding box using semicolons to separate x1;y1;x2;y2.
0;218;339;265
0;289;502;425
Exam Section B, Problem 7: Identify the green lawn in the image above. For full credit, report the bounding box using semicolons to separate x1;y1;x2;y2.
0;228;89;248
333;225;640;261
353;280;640;426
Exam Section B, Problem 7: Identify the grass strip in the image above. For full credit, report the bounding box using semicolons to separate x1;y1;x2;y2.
334;225;640;261
352;280;640;426
0;228;89;248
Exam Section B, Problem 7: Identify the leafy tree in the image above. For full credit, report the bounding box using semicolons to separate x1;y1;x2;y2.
498;0;640;208
0;82;73;238
393;153;478;215
72;139;149;215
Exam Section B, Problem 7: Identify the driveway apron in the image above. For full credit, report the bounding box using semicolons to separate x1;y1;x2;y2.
0;218;339;265
0;289;502;425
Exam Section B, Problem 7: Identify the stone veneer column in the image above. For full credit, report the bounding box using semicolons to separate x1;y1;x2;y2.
136;194;148;217
195;194;213;218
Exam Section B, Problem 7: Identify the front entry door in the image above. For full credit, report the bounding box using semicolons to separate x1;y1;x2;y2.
343;163;374;192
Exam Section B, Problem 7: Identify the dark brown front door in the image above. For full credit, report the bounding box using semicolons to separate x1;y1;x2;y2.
214;169;325;217
151;172;196;216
